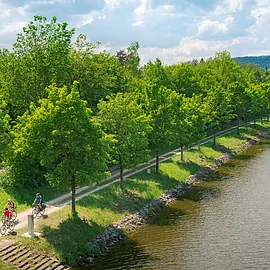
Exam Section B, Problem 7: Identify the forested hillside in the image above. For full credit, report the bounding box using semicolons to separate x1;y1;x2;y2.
0;16;270;214
233;55;270;69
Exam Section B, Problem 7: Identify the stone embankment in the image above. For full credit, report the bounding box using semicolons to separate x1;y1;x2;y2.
77;131;270;267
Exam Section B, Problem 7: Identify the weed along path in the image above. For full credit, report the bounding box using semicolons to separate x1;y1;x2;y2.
2;124;258;233
0;124;268;269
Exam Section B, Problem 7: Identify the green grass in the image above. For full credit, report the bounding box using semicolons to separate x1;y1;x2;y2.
1;122;270;266
0;183;68;212
0;260;16;270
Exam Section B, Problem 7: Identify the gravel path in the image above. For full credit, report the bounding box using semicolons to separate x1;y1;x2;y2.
3;124;244;233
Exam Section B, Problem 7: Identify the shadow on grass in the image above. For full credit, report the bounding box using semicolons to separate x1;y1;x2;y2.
212;144;234;154
42;216;105;266
77;170;185;216
175;160;201;175
77;181;156;215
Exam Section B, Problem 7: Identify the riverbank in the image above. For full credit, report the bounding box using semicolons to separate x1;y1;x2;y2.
76;128;270;267
1;123;270;268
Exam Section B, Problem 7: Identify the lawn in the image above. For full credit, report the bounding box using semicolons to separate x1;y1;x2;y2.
1;122;270;266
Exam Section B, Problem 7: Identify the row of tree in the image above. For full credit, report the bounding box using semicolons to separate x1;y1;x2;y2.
0;16;269;213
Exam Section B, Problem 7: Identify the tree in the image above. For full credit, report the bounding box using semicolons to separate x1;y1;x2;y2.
170;93;205;161
2;16;75;118
12;83;109;214
0;100;11;163
142;85;176;173
97;92;151;191
246;84;268;127
259;82;270;121
204;86;235;145
143;58;170;90
165;62;202;97
71;36;124;110
227;81;247;134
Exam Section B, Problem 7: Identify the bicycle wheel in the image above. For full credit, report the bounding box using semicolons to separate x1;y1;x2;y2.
32;208;38;218
9;220;15;231
40;208;45;216
0;224;6;235
1;215;5;224
12;209;17;220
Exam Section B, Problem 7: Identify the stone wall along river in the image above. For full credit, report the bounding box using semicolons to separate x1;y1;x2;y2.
76;135;270;269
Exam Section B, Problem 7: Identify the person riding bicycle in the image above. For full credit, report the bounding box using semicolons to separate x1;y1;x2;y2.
5;199;15;211
32;193;44;211
3;208;12;226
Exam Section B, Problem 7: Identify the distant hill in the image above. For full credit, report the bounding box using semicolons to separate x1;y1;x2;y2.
233;55;270;69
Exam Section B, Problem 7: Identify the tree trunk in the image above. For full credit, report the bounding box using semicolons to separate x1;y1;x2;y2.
71;175;76;214
253;118;256;128
120;166;124;191
198;141;201;152
245;118;248;129
155;150;160;174
213;131;216;146
237;116;240;135
180;144;184;161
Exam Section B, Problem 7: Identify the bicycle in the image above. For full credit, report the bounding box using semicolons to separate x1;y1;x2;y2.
1;207;17;222
10;207;17;221
0;218;15;235
32;204;45;218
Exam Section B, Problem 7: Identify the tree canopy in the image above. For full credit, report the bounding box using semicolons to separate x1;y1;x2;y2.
12;83;109;213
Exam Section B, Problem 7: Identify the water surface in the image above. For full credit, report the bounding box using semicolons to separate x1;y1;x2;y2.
78;136;270;269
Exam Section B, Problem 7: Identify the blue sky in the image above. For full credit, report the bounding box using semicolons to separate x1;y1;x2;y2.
0;0;270;65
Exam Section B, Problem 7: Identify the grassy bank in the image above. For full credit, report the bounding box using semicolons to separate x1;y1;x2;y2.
1;122;270;266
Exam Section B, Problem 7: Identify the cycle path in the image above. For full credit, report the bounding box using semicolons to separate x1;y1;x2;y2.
7;124;244;232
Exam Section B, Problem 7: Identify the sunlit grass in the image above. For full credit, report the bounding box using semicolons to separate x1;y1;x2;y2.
0;260;15;270
2;121;270;266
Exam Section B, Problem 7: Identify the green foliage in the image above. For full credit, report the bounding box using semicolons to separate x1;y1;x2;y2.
0;100;11;163
97;92;151;189
11;83;110;211
165;62;202;96
1;16;75;118
15;123;270;267
71;47;124;109
0;13;269;207
204;85;235;133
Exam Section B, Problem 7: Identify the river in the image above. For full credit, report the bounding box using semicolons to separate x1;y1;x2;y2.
79;135;270;270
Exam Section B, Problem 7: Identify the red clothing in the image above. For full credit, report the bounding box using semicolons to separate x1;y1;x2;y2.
3;210;12;218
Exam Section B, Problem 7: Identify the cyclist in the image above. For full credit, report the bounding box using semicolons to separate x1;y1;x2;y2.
5;199;15;211
3;208;12;227
32;193;44;211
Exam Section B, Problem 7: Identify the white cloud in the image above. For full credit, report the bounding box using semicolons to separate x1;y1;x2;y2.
16;5;30;16
32;0;75;3
0;0;269;65
104;0;136;9
0;3;11;19
248;5;270;39
215;0;244;15
198;17;234;37
132;20;144;27
0;21;28;35
255;0;270;7
75;14;94;28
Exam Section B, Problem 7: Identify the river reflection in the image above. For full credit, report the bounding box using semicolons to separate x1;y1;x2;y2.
77;136;270;270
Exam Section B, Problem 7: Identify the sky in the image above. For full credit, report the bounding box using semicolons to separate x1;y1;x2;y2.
0;0;270;65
